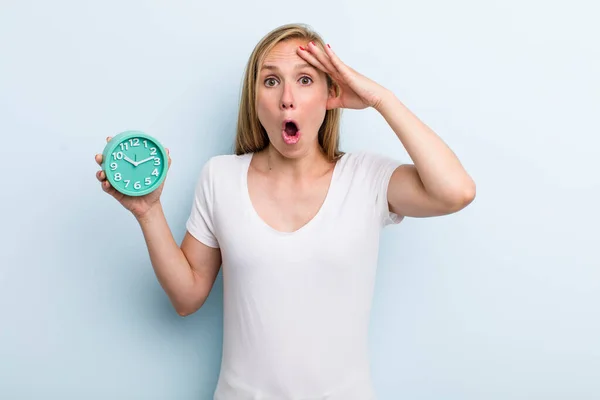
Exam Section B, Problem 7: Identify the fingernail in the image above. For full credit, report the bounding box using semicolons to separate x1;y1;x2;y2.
299;46;305;50
310;41;315;46
327;44;331;48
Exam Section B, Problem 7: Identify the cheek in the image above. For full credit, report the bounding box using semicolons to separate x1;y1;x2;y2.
302;85;329;111
256;92;275;122
302;90;329;124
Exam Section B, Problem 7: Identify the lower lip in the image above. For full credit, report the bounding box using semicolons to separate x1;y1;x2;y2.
282;130;301;145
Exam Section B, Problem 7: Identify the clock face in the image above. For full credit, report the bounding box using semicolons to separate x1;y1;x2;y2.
104;134;167;196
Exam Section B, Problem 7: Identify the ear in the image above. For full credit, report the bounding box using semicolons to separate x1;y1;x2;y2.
327;78;339;99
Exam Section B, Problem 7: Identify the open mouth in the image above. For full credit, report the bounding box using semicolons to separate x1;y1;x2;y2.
282;119;301;144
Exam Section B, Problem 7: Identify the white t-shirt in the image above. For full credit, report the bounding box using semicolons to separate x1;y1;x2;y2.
186;151;403;400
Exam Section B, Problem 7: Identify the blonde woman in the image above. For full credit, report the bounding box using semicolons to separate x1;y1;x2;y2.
95;23;475;400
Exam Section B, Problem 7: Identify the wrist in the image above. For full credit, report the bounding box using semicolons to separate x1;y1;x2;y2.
373;88;397;114
376;90;408;123
135;201;163;224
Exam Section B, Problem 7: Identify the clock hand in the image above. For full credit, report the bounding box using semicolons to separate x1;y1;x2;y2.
123;155;138;166
137;156;155;165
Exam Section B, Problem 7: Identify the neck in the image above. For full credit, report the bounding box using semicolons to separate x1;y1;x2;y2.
264;144;331;179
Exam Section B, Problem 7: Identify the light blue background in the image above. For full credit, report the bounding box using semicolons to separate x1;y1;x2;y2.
1;1;599;399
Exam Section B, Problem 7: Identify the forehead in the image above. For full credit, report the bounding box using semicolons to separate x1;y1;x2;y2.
262;38;306;65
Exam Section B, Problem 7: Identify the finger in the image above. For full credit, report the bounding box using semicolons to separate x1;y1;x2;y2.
105;185;120;200
297;45;329;74
100;178;124;202
106;136;112;142
101;179;112;192
101;180;121;199
323;44;353;80
95;154;103;165
96;170;106;182
306;41;339;78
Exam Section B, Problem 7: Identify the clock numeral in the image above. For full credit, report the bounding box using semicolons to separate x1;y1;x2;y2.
150;147;157;156
110;162;118;170
154;158;161;166
151;168;159;177
124;180;130;188
112;151;124;160
145;178;152;185
119;143;129;151
114;173;122;181
143;140;148;148
129;138;140;147
134;181;141;190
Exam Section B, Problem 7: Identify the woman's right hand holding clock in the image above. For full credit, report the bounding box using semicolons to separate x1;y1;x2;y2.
95;136;171;220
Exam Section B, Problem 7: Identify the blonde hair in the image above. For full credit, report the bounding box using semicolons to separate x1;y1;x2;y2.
234;23;343;161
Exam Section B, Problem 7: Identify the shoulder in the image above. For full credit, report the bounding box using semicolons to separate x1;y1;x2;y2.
202;152;250;170
338;151;401;178
196;153;252;182
191;152;253;202
336;151;404;226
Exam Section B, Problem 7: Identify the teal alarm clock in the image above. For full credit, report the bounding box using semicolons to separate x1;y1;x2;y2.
101;130;168;196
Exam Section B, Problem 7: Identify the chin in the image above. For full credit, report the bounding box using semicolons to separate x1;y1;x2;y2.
269;135;318;159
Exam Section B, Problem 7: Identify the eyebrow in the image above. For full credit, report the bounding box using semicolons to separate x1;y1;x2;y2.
260;63;315;72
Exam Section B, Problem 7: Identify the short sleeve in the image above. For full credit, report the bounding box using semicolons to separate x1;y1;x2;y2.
185;158;219;248
356;151;404;227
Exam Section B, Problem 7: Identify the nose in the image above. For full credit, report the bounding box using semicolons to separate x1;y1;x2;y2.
280;83;295;110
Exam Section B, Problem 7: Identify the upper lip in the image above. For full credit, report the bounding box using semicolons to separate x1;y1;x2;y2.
282;119;300;131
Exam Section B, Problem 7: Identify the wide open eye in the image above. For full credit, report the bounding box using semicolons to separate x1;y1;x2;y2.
264;78;279;87
299;76;313;85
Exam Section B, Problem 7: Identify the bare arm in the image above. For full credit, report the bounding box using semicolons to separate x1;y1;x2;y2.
137;203;222;316
95;139;220;317
376;91;476;217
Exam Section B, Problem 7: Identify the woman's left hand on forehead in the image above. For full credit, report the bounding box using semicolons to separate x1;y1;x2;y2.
298;41;389;111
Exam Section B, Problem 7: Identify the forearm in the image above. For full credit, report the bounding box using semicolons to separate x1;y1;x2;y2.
136;203;199;311
376;90;475;203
